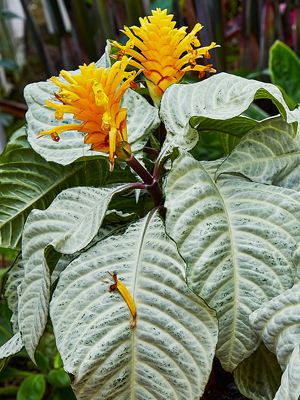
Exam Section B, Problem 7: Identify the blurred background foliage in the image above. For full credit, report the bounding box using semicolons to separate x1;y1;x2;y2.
2;0;300;146
1;0;300;398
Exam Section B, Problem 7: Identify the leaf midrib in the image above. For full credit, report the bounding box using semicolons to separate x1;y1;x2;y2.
129;211;154;400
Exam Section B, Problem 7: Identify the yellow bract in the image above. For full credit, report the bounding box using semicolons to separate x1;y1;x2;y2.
39;57;136;169
113;8;218;105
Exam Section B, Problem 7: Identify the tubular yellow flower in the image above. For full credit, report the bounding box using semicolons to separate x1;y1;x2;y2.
113;8;219;105
39;57;137;170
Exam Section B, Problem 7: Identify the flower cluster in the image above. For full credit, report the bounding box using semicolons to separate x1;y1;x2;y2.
40;57;136;169
39;8;217;167
113;8;218;104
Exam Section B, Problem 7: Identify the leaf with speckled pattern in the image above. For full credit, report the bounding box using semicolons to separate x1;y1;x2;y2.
216;117;300;189
165;151;300;371
4;259;24;332
18;185;127;362
50;211;218;400
160;73;299;152
250;282;300;370
274;345;300;400
250;282;300;399
0;332;23;366
0;128;109;250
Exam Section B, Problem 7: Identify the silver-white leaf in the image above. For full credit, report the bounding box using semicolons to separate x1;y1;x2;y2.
0;332;23;360
216;117;300;189
50;211;218;400
18;185;126;361
160;72;299;151
250;282;300;370
273;344;300;400
4;259;24;332
165;152;300;371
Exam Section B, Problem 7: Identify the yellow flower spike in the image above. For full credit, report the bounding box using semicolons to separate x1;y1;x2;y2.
39;57;136;170
113;8;219;105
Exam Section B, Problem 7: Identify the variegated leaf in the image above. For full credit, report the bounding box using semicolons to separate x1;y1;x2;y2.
274;345;300;400
216;117;300;189
250;282;300;369
160;72;299;151
50;212;218;400
18;185;126;361
25;82;159;165
165;152;300;371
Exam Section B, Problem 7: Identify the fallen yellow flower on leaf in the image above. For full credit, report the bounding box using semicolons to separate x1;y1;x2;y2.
108;272;137;329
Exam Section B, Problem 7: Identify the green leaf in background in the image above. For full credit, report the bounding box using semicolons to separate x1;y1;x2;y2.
190;115;257;160
50;211;218;399
149;0;173;13
0;59;18;71
17;374;46;400
0;300;13;345
165;152;300;371
269;41;300;106
47;368;71;388
0;10;21;19
18;184;128;361
234;344;282;400
160;72;299;153
242;104;269;121
216;117;300;189
0;128;111;250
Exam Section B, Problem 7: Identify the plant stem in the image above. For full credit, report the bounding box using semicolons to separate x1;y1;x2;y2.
126;155;153;185
0;385;18;395
126;155;163;206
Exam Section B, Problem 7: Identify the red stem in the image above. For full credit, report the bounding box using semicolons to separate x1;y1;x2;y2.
126;155;163;206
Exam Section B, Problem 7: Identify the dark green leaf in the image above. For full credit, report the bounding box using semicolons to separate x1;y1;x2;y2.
17;375;46;400
48;387;76;400
47;368;71;388
35;351;49;372
242;104;269;121
0;300;12;345
190;116;257;160
0;128;134;250
269;41;300;105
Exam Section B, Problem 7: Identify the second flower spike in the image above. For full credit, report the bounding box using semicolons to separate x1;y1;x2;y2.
113;8;219;105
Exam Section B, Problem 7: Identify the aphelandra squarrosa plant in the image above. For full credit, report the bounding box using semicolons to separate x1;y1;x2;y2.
1;8;300;400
